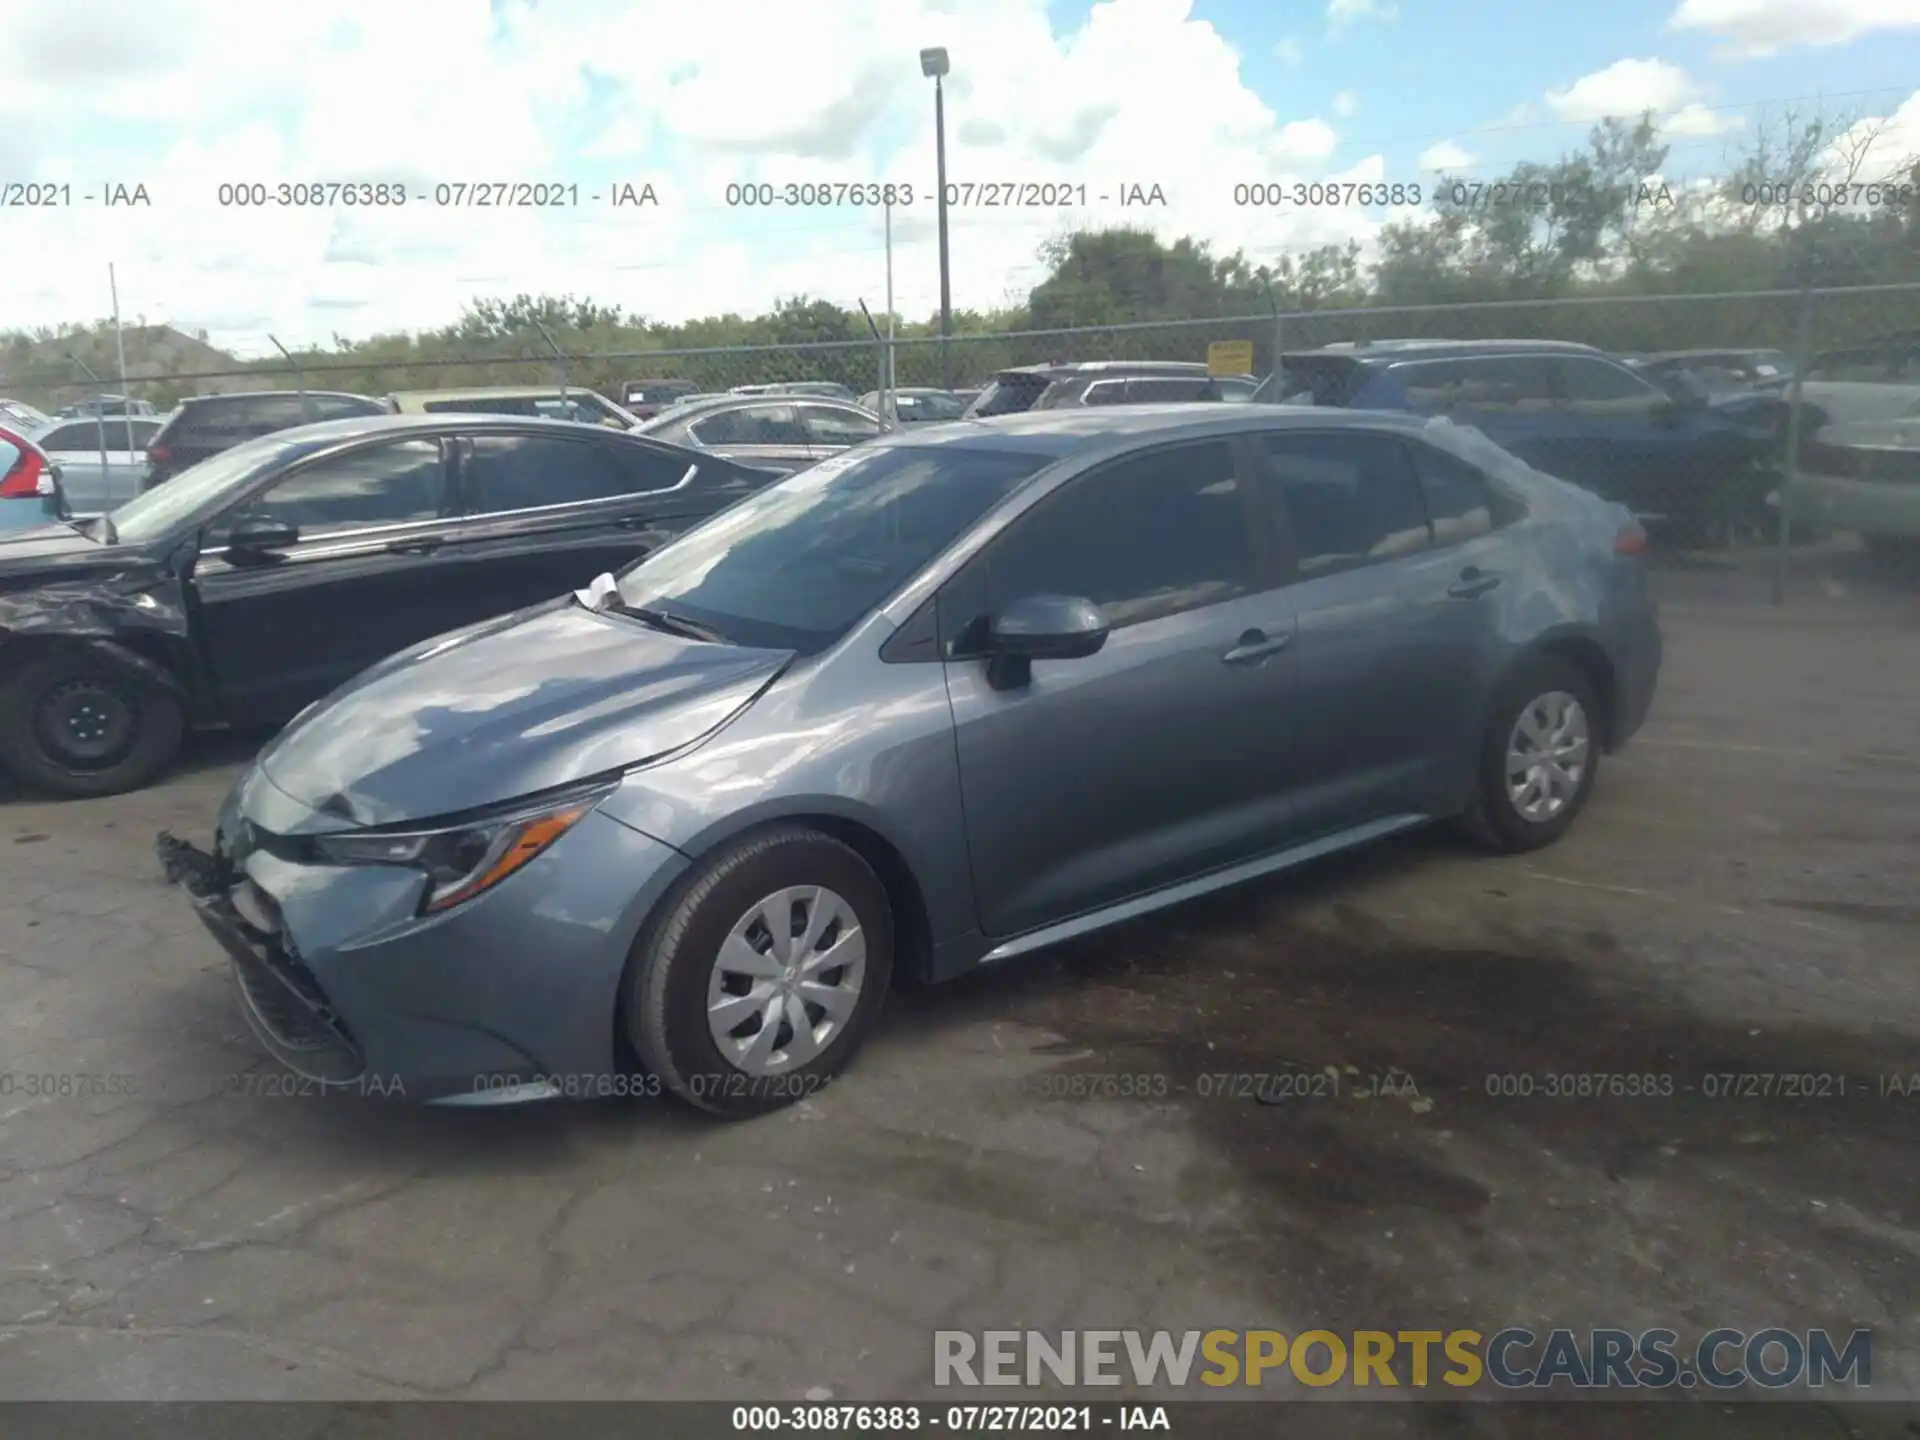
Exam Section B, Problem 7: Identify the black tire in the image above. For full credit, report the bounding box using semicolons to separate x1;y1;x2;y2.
625;825;894;1119
0;651;186;799
1455;656;1601;854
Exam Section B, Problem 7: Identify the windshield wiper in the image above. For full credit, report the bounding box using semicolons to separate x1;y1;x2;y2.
610;602;727;644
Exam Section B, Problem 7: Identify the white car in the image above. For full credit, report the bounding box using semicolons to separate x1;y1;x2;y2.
0;398;52;430
29;413;166;514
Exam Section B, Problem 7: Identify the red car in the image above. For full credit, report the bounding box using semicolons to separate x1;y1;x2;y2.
0;425;67;532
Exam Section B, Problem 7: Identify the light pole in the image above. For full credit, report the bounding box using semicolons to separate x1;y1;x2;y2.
920;46;953;390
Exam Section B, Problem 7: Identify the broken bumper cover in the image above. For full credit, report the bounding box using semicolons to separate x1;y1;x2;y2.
155;778;691;1105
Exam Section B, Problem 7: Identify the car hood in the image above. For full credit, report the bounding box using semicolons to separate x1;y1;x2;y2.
0;521;117;573
256;599;795;828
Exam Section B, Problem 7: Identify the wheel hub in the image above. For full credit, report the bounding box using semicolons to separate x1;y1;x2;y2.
706;885;866;1077
1504;690;1589;824
35;677;138;768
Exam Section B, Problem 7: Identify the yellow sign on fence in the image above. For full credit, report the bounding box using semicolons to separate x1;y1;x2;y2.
1208;339;1254;376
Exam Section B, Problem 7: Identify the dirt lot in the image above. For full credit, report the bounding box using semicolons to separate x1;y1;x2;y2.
1;545;1917;1430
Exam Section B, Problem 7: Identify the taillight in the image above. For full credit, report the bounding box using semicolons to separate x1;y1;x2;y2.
0;448;50;498
147;443;171;463
1614;521;1648;556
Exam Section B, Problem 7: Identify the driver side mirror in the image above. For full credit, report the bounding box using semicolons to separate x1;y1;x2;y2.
984;594;1109;690
225;517;300;560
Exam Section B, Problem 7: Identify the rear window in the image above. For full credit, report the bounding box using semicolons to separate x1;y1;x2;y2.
1256;358;1366;407
176;395;314;439
423;396;543;416
965;373;1053;418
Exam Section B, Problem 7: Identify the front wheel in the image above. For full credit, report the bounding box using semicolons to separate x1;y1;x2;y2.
625;826;895;1119
0;652;186;798
1456;657;1601;853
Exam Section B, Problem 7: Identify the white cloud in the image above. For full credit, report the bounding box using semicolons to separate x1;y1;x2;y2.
1826;89;1920;185
1545;58;1697;122
1271;119;1341;163
1660;102;1744;137
1274;35;1305;66
0;0;1402;356
1418;139;1478;171
1334;91;1358;117
1327;0;1398;28
1668;0;1920;58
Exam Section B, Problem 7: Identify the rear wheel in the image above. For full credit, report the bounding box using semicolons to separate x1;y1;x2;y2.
0;652;185;798
1456;656;1601;853
625;826;894;1119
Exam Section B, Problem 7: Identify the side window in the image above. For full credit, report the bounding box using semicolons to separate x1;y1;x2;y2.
216;439;444;540
980;440;1257;630
690;404;807;445
1408;443;1500;545
459;435;639;512
39;422;99;451
1397;358;1556;414
1127;378;1212;402
237;396;316;435
800;404;882;446
610;443;695;492
1553;358;1666;417
425;396;541;416
308;395;382;422
1077;380;1129;406
1261;432;1431;578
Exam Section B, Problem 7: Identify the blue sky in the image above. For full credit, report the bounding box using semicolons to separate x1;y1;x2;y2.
0;0;1914;355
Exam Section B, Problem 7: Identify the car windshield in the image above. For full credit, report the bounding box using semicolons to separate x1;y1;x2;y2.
106;434;296;544
614;444;1053;654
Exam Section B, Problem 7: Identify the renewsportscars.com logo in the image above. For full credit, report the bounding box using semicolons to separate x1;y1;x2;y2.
933;1328;1871;1391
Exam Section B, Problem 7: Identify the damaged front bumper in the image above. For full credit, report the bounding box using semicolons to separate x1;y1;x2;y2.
155;766;693;1106
156;830;370;1087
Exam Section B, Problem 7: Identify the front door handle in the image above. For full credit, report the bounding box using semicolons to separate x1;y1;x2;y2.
1447;568;1501;599
386;535;445;555
1222;628;1292;665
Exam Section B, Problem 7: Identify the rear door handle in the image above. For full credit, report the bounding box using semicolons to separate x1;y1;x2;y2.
1222;628;1292;665
386;535;445;555
1447;570;1501;599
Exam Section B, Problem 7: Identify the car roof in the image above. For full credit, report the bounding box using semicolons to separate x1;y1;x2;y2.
1294;339;1602;362
1635;348;1786;362
387;386;613;400
997;360;1212;378
179;390;376;406
233;412;686;459
867;402;1440;458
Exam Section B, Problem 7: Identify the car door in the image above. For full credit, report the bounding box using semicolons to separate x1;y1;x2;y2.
1547;354;1747;517
797;402;884;454
941;437;1299;940
687;403;815;473
1250;428;1496;839
440;430;734;616
189;436;459;724
1389;356;1576;478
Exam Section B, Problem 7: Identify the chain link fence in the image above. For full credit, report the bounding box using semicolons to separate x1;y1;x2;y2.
9;282;1920;577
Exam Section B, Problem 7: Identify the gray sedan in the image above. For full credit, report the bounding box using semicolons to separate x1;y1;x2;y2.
162;406;1662;1118
29;414;165;513
638;395;885;475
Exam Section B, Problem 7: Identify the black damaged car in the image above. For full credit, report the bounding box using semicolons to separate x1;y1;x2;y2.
0;414;779;797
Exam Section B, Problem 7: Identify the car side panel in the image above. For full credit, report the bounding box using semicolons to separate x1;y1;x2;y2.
594;625;980;975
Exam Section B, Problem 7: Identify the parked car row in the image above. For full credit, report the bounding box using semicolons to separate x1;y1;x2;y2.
0;414;784;797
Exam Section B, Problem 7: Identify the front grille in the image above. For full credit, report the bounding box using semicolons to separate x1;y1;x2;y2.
228;914;366;1085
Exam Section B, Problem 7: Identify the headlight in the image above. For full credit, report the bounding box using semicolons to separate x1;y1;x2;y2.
311;779;617;914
